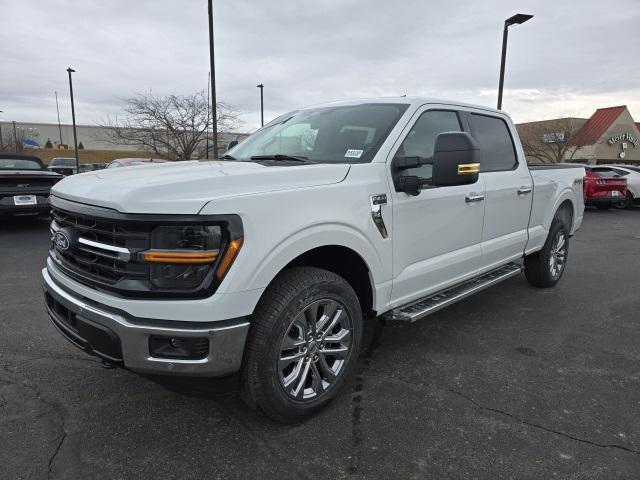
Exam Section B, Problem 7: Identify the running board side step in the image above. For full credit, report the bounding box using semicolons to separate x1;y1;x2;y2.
382;262;523;322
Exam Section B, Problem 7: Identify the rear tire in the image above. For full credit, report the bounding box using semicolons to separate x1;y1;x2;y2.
525;218;569;288
241;266;362;423
614;192;634;209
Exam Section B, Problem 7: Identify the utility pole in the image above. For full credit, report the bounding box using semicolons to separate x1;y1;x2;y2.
256;84;264;127
55;90;63;146
207;0;218;158
67;67;80;173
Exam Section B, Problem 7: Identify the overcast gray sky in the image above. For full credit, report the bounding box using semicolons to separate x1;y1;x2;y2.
1;0;639;131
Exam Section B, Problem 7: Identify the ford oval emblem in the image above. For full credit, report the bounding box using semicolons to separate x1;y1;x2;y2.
54;231;70;251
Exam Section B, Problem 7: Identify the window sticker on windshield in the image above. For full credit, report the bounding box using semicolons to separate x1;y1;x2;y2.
345;149;363;158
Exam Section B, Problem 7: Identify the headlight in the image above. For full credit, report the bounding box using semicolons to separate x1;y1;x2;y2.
140;225;242;290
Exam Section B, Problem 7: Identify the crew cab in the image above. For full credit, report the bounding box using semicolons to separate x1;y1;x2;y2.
0;153;62;216
42;98;584;422
583;165;628;210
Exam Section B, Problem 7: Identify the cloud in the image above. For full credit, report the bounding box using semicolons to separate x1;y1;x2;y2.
1;0;638;129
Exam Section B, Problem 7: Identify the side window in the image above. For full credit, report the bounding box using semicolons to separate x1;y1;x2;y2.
469;114;517;172
397;110;462;179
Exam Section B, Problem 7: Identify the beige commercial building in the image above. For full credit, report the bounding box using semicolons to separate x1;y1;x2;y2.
517;105;640;165
0;121;248;155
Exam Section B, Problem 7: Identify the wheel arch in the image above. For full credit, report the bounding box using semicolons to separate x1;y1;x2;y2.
554;198;575;232
282;245;375;317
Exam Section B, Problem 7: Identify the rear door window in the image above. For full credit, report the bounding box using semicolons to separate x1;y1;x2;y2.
469;114;518;172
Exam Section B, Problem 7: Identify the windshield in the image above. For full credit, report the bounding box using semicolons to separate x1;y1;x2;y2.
0;158;42;170
229;103;409;164
52;158;76;167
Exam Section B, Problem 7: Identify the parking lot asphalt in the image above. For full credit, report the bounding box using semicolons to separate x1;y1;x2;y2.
1;208;640;479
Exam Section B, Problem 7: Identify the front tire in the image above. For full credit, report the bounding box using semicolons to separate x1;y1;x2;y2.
241;266;362;423
525;218;569;288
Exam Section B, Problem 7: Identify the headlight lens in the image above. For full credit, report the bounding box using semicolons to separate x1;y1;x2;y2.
146;225;223;290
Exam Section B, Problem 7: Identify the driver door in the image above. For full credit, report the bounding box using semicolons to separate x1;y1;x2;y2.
388;106;486;308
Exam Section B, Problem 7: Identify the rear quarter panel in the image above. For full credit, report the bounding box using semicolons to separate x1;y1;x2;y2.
527;166;585;254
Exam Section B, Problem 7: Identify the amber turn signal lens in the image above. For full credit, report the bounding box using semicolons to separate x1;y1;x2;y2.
140;250;219;264
216;238;243;279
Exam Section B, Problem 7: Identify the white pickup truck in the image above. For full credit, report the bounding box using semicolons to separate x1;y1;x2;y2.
42;97;585;422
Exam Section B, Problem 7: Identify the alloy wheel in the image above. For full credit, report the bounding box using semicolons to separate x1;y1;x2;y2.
278;299;353;401
549;230;566;279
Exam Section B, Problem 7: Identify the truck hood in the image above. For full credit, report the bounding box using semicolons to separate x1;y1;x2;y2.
51;160;350;214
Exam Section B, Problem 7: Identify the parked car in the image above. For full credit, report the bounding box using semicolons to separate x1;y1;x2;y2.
583;165;628;210
105;158;169;169
42;97;585;422
0;153;62;216
78;163;107;173
607;165;640;208
48;157;77;176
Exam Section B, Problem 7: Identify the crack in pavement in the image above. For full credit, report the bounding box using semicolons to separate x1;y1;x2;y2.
449;388;640;456
0;362;69;479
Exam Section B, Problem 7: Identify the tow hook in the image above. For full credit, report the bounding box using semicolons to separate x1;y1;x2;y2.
100;360;118;370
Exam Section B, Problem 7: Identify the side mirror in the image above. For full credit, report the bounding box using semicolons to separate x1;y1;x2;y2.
431;132;480;186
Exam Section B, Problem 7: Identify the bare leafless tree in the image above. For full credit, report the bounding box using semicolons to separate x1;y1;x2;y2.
0;124;27;153
97;91;241;160
517;117;586;164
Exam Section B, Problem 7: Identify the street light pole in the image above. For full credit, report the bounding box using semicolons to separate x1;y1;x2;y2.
55;90;63;146
497;13;533;110
256;84;264;127
0;110;3;151
207;0;218;159
67;67;80;173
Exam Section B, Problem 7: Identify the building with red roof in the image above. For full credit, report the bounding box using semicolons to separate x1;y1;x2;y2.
517;106;640;165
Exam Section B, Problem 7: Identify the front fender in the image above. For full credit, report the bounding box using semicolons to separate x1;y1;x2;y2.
248;223;384;292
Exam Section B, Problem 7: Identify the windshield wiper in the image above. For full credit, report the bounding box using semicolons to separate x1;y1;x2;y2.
250;154;314;163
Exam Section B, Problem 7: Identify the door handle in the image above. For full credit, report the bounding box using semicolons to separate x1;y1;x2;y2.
465;193;485;203
517;186;532;195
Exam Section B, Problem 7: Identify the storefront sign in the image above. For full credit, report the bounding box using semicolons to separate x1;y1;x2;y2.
608;133;638;148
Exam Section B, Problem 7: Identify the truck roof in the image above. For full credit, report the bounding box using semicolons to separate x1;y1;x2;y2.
302;96;509;118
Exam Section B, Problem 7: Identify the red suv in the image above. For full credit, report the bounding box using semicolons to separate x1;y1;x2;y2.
584;166;628;210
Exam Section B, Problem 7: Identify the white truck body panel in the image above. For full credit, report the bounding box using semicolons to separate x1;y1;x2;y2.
43;96;585;378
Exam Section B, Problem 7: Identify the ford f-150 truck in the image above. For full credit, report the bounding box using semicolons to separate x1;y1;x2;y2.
42;97;584;422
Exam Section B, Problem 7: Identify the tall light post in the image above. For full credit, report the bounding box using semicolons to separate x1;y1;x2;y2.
497;13;533;110
207;0;218;159
55;90;63;146
67;67;80;172
0;110;3;151
256;84;264;127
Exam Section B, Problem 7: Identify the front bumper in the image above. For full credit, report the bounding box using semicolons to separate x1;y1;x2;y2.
42;268;249;377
